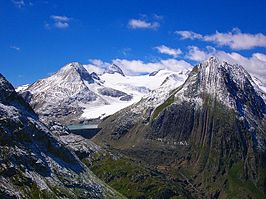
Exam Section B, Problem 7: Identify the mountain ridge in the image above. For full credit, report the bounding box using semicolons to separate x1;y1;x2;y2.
17;62;189;125
94;57;266;198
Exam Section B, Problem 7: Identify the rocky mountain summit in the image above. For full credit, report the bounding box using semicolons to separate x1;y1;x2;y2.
95;57;266;198
0;73;123;198
105;63;125;76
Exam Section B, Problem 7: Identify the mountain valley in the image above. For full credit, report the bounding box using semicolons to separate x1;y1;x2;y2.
1;57;266;199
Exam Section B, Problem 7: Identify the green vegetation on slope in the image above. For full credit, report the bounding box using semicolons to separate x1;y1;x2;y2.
151;68;198;121
83;152;190;199
151;83;185;120
226;163;266;199
152;94;175;120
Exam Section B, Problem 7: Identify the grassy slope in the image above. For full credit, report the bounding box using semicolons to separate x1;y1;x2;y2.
83;151;191;199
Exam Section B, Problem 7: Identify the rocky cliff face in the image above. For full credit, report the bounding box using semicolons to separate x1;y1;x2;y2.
105;64;125;76
0;73;123;199
94;57;266;198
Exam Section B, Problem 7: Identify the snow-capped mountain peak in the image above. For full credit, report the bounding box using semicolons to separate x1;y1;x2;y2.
55;62;94;83
18;61;188;124
174;56;265;119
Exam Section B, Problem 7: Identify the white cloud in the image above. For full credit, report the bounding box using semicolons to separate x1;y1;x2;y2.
185;46;217;62
51;15;69;21
176;28;266;50
11;0;25;8
204;30;266;50
185;46;266;84
10;46;20;51
186;46;209;62
85;58;192;76
112;59;192;75
50;15;70;29
175;31;203;40
128;19;160;30
86;45;266;85
54;21;69;29
90;59;106;66
84;59;109;74
155;45;182;58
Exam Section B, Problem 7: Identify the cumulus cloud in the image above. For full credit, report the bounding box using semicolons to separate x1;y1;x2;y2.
186;46;209;62
49;15;70;29
175;31;203;40
128;19;160;30
155;45;182;58
86;43;266;85
186;46;220;62
84;59;108;74
176;28;266;50
185;46;266;84
85;58;192;76
112;59;192;75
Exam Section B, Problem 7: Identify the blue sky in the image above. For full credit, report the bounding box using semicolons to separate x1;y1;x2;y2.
1;0;266;86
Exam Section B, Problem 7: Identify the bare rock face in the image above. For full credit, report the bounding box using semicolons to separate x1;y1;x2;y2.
0;73;123;199
95;57;266;198
105;64;125;76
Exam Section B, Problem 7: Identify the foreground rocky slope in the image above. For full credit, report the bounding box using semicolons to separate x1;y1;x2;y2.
0;74;123;198
94;57;266;198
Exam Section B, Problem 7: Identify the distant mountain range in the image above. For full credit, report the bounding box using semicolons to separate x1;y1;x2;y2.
17;62;189;125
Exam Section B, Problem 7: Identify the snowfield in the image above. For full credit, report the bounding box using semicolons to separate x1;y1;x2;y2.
82;70;189;119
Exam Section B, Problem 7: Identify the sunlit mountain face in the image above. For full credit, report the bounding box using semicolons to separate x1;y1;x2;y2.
1;1;266;198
